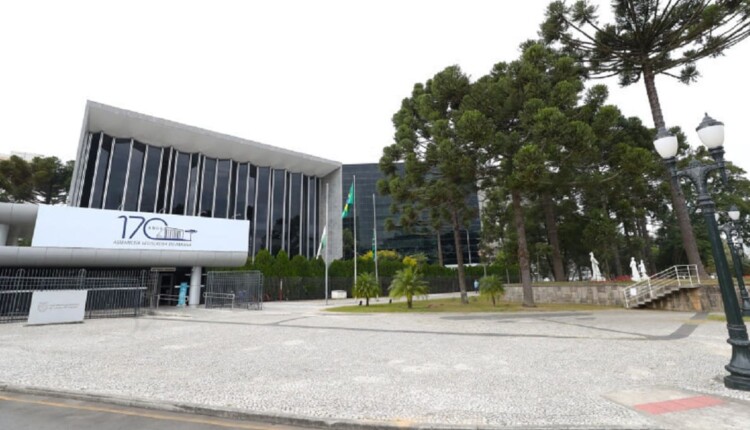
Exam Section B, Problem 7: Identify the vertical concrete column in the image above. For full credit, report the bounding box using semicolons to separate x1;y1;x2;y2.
0;224;9;246
189;266;202;308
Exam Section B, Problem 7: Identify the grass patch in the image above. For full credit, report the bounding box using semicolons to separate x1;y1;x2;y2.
327;296;618;313
706;314;750;323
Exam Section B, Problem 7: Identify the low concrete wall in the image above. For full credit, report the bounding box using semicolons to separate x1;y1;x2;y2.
504;284;626;307
503;283;737;312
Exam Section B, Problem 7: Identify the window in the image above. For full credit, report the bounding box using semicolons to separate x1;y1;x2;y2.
254;167;270;252
104;138;131;210
123;142;145;211
214;159;231;218
288;172;302;255
90;134;112;209
186;153;201;216
170;152;190;214
200;158;216;217
140;146;162;212
270;169;286;254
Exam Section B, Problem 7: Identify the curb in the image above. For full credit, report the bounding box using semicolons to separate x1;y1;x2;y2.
0;383;505;430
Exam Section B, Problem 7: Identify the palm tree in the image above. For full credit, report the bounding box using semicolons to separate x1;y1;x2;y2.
353;272;380;306
388;266;429;309
479;275;505;307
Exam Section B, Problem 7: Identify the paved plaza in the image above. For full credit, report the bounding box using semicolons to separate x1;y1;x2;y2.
2;297;750;429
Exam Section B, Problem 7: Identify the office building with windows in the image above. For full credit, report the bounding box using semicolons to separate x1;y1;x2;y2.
341;163;480;265
67;101;343;261
1;101;343;307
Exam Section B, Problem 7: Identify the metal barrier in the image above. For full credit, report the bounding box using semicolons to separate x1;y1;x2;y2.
203;292;236;309
205;271;263;310
0;268;151;323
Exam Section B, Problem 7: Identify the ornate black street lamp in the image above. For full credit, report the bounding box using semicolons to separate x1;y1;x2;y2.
717;206;750;317
653;114;750;391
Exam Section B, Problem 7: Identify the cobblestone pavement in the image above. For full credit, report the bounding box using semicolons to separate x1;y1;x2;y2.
2;298;750;429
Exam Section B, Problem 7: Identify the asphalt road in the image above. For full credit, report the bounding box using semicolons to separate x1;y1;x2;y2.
0;392;308;430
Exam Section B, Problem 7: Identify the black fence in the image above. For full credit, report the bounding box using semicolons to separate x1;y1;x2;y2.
0;268;150;324
261;276;476;302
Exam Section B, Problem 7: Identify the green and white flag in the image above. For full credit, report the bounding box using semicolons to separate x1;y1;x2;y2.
341;182;354;218
316;225;328;259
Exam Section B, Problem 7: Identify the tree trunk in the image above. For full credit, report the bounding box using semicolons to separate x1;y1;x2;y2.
622;220;633;258
643;67;708;278
542;193;565;282
451;210;469;304
613;243;623;277
436;230;444;267
637;215;656;275
512;190;534;307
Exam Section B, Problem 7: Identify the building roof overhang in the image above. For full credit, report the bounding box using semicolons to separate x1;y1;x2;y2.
83;101;341;177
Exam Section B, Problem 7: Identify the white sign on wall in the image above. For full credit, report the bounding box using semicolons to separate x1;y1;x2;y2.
32;206;249;253
28;290;88;325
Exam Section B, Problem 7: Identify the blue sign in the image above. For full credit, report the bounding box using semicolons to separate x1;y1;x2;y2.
177;282;188;307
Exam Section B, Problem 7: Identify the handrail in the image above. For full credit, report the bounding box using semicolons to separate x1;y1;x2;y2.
622;265;699;308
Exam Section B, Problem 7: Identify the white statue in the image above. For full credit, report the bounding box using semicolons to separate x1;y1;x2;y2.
630;257;641;282
639;259;649;280
590;252;604;281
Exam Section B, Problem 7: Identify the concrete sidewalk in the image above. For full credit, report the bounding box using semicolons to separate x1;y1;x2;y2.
2;300;750;429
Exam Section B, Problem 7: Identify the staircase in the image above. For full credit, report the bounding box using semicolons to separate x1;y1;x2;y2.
622;265;700;308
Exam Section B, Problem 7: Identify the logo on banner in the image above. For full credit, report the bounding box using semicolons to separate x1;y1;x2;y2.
116;215;198;248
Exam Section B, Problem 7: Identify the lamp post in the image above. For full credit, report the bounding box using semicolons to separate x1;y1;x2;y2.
653;114;750;391
717;206;750;317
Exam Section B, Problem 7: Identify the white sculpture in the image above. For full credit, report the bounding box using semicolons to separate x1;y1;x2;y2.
639;259;649;280
630;257;641;282
590;252;604;281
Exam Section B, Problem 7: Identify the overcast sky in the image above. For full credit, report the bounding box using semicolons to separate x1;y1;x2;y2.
1;0;749;173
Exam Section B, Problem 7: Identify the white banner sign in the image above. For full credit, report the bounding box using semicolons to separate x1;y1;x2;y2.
32;206;249;253
28;290;88;325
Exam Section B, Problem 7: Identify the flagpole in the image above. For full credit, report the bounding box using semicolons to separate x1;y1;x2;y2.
373;193;378;285
325;182;329;305
353;175;357;284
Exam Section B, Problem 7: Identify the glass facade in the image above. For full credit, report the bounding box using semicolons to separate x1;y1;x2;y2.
76;132;321;259
254;166;270;253
341;163;480;266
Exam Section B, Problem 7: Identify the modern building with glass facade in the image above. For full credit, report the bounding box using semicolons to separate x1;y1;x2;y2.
341;163;480;265
66;101;343;261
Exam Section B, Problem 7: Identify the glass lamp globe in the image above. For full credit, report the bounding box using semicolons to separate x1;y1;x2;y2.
654;127;678;159
728;205;741;221
696;113;725;149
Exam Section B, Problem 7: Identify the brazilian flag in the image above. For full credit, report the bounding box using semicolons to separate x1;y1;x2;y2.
341;182;354;218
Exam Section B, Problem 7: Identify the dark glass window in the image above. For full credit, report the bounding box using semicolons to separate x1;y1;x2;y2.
235;164;248;220
254;167;270;252
247;165;257;254
308;177;318;258
289;172;302;255
200;158;216;217
104;138;131;210
214;160;231;218
156;148;172;214
170;152;190;214
123;142;145;211
228;161;238;219
90;134;112;209
270;169;286;254
186;154;201;216
79;132;101;207
247;166;257;222
301;176;309;257
140;146;162;212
